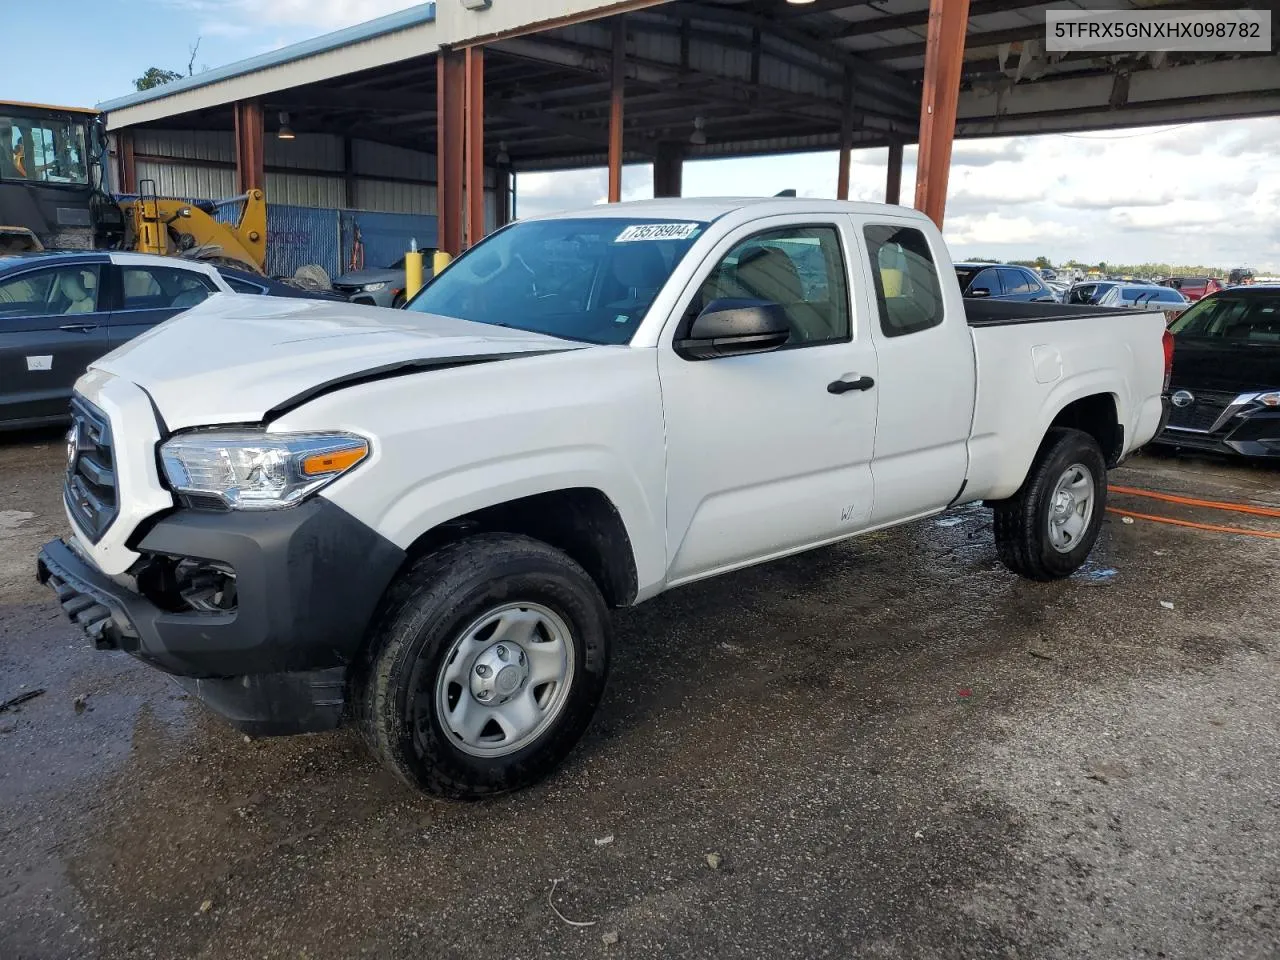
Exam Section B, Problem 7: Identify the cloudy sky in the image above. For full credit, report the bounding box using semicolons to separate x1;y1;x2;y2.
10;0;1279;272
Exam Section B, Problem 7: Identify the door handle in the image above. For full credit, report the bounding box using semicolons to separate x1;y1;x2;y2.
58;323;99;333
828;375;875;395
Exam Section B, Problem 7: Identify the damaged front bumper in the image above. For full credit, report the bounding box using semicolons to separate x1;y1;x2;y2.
37;498;405;736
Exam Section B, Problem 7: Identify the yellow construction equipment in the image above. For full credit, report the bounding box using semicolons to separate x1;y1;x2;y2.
118;187;268;274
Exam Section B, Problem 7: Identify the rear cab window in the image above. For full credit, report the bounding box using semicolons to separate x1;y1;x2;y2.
864;225;944;337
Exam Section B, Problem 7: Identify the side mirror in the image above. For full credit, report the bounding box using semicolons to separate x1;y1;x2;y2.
675;298;790;360
968;287;991;298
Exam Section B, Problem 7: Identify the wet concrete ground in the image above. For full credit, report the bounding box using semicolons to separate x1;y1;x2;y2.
2;430;1278;960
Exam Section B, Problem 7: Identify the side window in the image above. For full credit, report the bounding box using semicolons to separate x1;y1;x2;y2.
970;267;1003;296
1022;270;1045;294
0;264;100;317
1000;268;1033;296
224;275;266;294
120;266;216;310
692;225;850;346
864;224;944;338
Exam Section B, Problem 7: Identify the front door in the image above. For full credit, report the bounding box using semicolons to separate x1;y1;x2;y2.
0;261;110;425
657;216;879;585
107;262;217;345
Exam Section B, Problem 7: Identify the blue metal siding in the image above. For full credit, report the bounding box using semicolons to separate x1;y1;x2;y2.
340;210;439;272
265;204;342;278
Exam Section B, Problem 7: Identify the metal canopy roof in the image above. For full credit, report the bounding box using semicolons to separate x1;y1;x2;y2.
111;0;1280;172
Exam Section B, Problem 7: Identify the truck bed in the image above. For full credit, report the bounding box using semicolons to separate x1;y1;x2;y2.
965;300;1135;326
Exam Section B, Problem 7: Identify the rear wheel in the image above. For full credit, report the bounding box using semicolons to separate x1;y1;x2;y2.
993;428;1107;581
356;534;611;799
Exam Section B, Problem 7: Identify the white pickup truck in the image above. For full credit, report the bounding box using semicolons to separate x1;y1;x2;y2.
38;199;1171;798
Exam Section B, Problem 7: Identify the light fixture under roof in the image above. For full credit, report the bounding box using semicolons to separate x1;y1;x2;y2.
277;111;295;140
689;116;707;146
496;140;510;165
785;0;817;5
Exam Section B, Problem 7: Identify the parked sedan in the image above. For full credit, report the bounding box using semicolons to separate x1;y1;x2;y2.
0;253;328;430
1155;286;1280;459
1096;284;1190;312
1066;280;1122;305
954;262;1056;301
216;266;351;302
331;254;433;308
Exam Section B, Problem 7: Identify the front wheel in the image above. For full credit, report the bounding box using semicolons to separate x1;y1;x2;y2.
356;534;611;798
992;427;1108;581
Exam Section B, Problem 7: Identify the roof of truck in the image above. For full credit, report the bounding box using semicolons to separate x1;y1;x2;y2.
532;198;932;224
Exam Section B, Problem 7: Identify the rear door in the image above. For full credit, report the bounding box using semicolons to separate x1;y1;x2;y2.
859;221;976;525
0;260;110;425
106;262;219;345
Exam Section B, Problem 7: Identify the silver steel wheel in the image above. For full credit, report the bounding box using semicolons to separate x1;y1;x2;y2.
434;602;576;758
1047;461;1096;553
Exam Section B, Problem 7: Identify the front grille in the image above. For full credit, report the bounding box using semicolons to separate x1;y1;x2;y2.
331;284;360;297
1166;389;1236;433
64;397;119;543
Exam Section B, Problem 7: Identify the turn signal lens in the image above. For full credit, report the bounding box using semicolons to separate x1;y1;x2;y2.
302;443;368;476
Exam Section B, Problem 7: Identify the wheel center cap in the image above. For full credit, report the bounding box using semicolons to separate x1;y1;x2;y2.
495;665;523;696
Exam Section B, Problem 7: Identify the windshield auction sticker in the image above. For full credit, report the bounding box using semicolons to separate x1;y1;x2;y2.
615;223;701;242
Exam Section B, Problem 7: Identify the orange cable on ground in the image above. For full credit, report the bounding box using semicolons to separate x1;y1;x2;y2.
1106;507;1280;540
1108;484;1280;519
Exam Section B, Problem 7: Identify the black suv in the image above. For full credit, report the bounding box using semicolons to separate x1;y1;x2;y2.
1156;286;1280;459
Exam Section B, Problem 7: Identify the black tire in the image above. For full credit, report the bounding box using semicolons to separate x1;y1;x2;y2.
992;427;1108;581
355;533;611;799
391;292;407;309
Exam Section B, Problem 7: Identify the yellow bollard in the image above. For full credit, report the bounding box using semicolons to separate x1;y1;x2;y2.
432;250;453;277
404;246;425;302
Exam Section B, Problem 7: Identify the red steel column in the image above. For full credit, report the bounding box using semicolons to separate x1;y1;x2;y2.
608;18;625;203
233;100;264;194
465;45;486;248
836;71;853;201
913;0;970;228
437;50;466;257
885;140;904;205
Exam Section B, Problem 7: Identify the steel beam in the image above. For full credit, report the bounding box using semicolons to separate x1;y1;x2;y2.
653;141;683;198
465;46;486;249
885;141;903;205
609;18;626;203
437;50;466;257
914;0;970;228
836;70;854;200
233;100;264;194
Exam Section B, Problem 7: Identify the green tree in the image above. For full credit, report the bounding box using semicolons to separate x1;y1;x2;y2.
134;67;184;91
1033;255;1051;269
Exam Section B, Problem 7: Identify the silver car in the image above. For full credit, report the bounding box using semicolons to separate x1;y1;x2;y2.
332;256;409;308
1097;283;1189;312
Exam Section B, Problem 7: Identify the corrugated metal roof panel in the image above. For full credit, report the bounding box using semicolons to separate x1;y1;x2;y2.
353;140;437;181
134;159;235;200
353;180;437;215
265;172;345;207
265;133;344;171
133;129;234;163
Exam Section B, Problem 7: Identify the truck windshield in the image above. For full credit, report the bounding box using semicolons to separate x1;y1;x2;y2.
0;113;89;185
1170;293;1280;342
404;217;707;345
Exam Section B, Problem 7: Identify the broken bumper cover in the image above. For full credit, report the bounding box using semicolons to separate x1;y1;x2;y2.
37;498;405;735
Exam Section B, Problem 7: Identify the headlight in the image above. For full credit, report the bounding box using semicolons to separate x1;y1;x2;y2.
1256;391;1280;407
160;430;369;510
361;281;389;292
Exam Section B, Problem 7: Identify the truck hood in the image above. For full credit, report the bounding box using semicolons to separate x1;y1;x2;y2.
92;294;585;430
